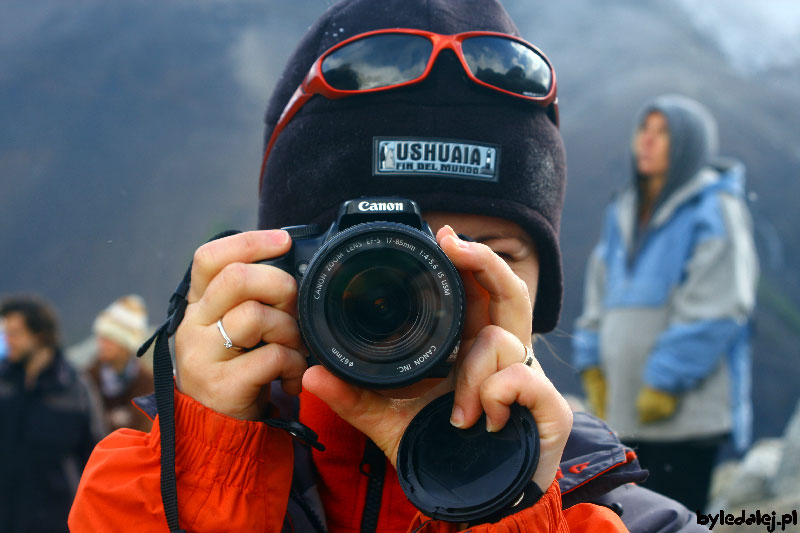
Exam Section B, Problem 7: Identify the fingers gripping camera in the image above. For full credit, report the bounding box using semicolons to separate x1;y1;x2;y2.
261;198;465;389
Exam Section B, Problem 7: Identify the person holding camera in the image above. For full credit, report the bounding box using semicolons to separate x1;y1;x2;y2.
69;1;708;531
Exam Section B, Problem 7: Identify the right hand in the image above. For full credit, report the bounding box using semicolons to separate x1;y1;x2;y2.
173;230;308;421
581;366;607;419
302;227;573;493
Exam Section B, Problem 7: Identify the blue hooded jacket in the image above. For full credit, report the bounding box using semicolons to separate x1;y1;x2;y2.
573;95;759;451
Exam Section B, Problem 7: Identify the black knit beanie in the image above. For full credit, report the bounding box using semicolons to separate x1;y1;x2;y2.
258;0;566;333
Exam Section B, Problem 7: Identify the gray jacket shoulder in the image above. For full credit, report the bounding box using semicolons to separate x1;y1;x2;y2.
595;483;709;532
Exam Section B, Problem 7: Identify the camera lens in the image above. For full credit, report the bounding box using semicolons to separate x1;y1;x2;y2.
327;249;438;363
298;222;464;389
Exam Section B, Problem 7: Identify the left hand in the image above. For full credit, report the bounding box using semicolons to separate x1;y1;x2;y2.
302;226;573;493
636;386;679;423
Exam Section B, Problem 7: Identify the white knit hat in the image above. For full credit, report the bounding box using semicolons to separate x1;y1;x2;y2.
93;295;148;353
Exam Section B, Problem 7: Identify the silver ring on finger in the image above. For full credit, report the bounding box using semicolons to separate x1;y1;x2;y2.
217;319;244;350
522;344;535;367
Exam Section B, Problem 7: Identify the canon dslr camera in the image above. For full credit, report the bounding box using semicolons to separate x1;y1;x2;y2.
262;198;465;389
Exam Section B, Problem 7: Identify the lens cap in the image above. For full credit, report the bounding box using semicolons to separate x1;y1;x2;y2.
397;391;539;522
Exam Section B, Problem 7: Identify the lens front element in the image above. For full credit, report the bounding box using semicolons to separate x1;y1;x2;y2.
329;248;439;363
342;264;415;341
299;223;464;388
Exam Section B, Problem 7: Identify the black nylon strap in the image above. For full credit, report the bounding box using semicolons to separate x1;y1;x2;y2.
153;326;185;533
264;418;325;451
142;230;241;533
359;438;386;533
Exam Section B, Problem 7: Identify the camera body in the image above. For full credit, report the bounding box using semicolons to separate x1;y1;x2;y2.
262;198;465;389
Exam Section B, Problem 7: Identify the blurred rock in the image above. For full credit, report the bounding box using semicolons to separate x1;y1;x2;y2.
707;439;783;509
708;459;740;504
771;399;800;497
705;399;800;532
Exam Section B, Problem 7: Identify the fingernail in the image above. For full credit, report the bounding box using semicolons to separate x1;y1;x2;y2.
271;230;289;246
448;234;469;250
450;406;464;428
486;417;496;433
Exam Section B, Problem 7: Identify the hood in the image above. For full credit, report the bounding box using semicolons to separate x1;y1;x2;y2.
633;94;719;210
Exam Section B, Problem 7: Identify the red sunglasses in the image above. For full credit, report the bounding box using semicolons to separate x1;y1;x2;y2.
259;28;559;190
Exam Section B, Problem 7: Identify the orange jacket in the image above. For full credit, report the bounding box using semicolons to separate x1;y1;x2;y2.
69;388;628;532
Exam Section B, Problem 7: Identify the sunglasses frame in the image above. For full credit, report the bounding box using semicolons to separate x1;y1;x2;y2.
260;28;559;190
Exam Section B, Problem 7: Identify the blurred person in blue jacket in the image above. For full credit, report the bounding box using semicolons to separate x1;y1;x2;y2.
572;94;759;512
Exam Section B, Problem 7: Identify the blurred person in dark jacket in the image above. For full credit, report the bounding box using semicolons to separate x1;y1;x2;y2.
87;294;153;433
0;294;105;533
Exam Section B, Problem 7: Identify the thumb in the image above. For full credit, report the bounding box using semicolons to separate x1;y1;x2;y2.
302;366;410;466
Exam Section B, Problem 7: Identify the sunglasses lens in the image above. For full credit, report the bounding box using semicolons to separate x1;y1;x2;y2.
462;36;552;97
322;34;433;90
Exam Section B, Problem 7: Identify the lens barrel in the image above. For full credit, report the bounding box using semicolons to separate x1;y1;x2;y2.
298;222;464;388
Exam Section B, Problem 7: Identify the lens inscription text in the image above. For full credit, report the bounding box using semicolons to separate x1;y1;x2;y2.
314;273;327;300
386;237;416;252
331;346;355;367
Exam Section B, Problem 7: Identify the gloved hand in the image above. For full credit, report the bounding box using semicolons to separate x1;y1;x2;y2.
636;386;678;424
580;366;606;419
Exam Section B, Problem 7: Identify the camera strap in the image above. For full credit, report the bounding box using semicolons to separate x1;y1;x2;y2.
135;269;192;533
136;230;323;533
359;438;386;533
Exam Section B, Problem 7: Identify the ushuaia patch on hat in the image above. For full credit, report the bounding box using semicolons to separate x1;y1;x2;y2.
373;137;500;182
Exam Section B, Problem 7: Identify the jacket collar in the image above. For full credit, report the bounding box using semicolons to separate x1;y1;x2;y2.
616;166;722;255
650;167;718;227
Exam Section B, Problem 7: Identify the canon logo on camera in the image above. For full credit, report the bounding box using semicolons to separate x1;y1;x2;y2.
357;200;405;212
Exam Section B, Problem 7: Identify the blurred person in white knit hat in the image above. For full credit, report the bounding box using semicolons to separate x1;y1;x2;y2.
88;295;154;433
